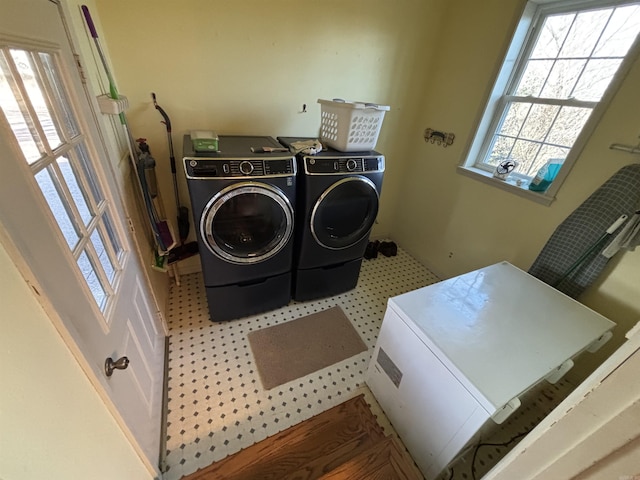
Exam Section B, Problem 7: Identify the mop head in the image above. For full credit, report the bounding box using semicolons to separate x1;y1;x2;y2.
151;249;168;272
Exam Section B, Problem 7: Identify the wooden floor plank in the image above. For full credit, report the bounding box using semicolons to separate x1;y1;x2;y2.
182;394;386;480
318;437;424;480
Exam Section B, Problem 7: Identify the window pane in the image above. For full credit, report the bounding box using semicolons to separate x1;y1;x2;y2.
499;103;531;137
74;143;104;204
573;58;622;101
559;9;611;58
519;104;559;143
594;5;640;57
486;135;515;167
531;13;574;59
510;139;541;174
546;107;592;146
91;228;115;282
57;155;93;226
515;60;554;96
531;145;570;176
540;59;586;98
77;250;106;309
0;53;41;163
38;52;79;138
34;166;79;249
10;49;62;150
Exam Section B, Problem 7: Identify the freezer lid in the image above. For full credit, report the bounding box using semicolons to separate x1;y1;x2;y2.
388;261;615;413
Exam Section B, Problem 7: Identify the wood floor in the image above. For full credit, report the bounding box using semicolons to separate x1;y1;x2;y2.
181;394;424;480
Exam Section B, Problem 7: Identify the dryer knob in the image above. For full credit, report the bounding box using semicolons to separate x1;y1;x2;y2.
239;161;254;175
346;159;358;171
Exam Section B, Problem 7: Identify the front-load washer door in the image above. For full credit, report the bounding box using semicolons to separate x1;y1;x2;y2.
201;182;294;264
311;176;379;250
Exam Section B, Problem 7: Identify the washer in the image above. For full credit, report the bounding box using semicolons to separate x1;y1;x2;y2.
183;135;296;321
278;137;384;301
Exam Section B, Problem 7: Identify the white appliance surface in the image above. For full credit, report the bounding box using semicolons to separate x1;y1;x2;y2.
366;261;615;478
388;261;614;413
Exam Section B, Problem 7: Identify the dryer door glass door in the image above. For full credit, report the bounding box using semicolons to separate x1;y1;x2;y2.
311;177;379;250
201;183;294;264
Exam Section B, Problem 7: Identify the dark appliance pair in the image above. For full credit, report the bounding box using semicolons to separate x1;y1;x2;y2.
183;135;384;321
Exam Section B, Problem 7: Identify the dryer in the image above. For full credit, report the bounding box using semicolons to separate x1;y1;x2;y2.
183;135;296;321
278;137;384;301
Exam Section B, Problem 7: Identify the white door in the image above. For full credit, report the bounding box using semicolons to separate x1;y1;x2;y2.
0;0;165;471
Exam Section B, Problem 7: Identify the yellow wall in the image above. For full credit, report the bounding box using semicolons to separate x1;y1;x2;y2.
92;0;640;381
0;240;152;480
92;0;446;243
391;0;640;381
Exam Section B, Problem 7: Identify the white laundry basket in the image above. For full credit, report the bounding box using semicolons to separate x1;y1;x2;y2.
318;99;390;152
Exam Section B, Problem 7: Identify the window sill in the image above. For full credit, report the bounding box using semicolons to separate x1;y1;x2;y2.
457;166;555;206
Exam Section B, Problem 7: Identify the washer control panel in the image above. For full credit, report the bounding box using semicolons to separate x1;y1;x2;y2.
185;157;296;179
304;155;385;175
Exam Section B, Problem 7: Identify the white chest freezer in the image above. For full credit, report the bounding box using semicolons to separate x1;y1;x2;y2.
366;261;615;479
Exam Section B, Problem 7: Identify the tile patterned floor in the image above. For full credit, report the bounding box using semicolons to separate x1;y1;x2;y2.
163;247;439;479
163;248;576;480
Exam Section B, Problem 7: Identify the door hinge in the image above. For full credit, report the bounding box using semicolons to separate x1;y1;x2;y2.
73;54;87;84
127;217;135;233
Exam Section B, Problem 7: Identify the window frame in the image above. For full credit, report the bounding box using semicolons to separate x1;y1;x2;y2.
459;0;640;205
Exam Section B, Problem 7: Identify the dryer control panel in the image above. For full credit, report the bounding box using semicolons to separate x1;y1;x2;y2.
303;155;385;175
184;158;296;179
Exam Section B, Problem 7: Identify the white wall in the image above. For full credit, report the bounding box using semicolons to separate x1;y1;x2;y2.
0;239;152;480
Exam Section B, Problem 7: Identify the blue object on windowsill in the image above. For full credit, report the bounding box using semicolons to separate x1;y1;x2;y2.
529;158;564;192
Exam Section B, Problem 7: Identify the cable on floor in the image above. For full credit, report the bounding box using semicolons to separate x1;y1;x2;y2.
471;430;529;480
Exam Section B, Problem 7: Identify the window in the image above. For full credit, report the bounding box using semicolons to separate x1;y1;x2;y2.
461;0;640;203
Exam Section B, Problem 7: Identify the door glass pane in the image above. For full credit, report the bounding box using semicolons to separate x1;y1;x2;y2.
0;53;41;163
38;52;79;138
57;155;93;226
103;212;123;258
34;166;79;249
74;143;104;204
91;228;115;282
77;250;106;309
10;49;62;150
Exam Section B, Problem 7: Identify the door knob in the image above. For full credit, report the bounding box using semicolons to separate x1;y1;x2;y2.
105;356;129;377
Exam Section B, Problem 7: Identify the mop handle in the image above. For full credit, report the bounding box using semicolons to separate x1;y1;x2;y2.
81;6;118;102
